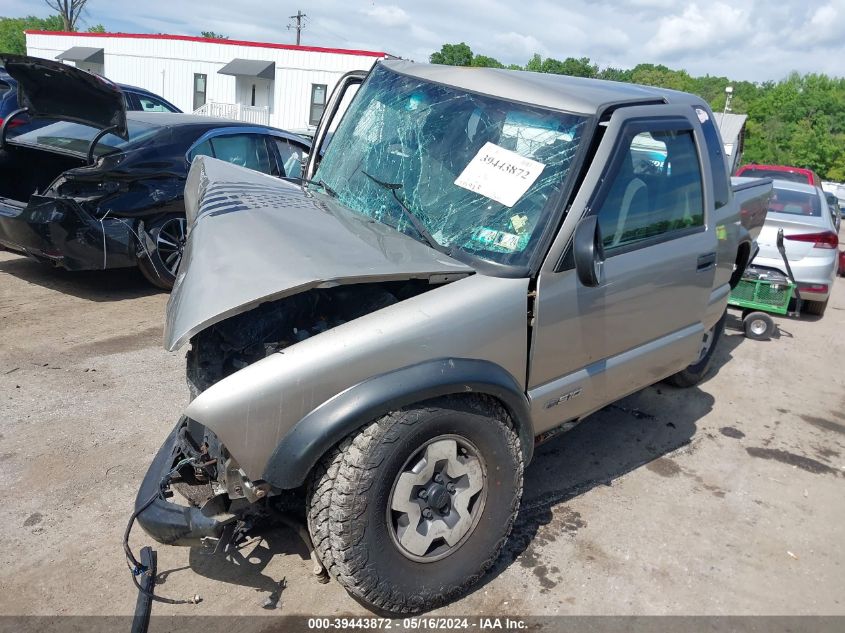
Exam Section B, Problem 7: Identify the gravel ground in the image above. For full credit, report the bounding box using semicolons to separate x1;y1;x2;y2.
0;246;843;620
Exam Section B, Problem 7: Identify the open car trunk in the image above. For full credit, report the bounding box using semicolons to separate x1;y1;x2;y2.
0;144;86;205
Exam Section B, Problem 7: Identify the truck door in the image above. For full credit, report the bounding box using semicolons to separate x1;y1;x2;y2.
528;105;719;434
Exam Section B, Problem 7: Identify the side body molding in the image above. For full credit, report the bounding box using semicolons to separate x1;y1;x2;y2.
263;358;534;489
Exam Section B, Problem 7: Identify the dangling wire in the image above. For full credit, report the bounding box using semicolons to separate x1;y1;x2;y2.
123;457;202;605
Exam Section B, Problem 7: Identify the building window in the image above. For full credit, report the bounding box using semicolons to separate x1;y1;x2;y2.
310;84;327;126
193;73;207;111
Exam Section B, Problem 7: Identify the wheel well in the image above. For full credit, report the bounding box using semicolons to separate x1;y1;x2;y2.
261;358;535;489
729;242;751;289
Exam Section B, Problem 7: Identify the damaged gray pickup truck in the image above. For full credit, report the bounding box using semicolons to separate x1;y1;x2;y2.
135;61;771;613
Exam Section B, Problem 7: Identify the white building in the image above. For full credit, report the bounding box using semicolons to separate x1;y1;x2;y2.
25;30;389;131
713;112;748;173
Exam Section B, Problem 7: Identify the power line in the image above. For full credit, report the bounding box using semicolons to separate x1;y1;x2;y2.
303;16;350;44
287;10;307;45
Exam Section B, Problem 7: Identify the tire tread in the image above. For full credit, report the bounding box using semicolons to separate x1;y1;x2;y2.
307;396;523;614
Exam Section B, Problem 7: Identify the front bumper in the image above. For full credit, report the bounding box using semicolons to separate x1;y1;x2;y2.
0;195;136;270
135;423;229;547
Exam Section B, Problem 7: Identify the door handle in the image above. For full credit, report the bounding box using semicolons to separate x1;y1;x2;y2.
697;252;717;271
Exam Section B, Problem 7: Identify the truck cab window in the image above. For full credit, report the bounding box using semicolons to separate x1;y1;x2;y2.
596;128;704;251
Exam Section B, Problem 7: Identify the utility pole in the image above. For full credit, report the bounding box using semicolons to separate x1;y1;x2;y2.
288;10;306;45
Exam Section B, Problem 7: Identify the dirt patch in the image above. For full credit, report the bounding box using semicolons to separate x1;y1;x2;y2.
746;447;841;476
801;415;845;436
646;457;682;477
720;427;745;439
69;325;162;357
23;512;42;527
532;565;557;591
815;447;841;461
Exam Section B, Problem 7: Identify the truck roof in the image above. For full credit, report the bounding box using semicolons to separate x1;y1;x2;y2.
384;60;706;116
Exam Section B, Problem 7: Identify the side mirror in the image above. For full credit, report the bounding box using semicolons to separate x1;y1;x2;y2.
573;215;605;287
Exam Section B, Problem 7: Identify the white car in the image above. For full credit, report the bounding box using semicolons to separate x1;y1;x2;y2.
753;180;839;316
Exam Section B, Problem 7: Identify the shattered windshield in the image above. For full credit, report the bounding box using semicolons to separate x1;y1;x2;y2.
313;64;588;267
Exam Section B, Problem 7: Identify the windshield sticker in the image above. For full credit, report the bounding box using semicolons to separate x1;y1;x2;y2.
470;227;526;253
510;214;529;234
454;142;545;207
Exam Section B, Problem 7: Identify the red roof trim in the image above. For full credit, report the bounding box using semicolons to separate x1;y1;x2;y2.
24;30;389;58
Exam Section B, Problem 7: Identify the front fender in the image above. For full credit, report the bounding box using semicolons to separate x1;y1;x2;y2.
263;358;534;489
183;274;530;481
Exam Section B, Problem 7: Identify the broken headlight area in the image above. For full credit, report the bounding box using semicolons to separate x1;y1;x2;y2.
185;280;435;397
171;418;274;515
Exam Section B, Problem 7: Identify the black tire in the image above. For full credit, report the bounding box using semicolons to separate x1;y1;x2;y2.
137;214;187;290
666;310;727;388
803;299;828;317
742;311;775;340
306;395;523;614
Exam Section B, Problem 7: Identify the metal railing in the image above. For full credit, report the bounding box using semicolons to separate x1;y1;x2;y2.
193;101;270;125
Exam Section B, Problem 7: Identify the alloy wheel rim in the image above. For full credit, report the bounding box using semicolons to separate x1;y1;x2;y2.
750;319;768;336
155;217;187;276
387;434;487;563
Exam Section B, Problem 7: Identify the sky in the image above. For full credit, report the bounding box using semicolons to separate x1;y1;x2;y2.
6;0;845;81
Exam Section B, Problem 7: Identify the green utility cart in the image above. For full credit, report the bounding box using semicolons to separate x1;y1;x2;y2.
728;228;801;340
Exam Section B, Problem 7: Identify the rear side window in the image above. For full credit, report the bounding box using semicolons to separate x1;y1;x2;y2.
596;127;704;251
694;107;730;208
190;134;274;174
136;95;174;112
0;80;11;96
273;138;304;178
768;188;821;216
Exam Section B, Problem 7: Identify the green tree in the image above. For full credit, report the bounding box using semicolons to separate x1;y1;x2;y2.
87;23;105;32
471;54;504;69
598;67;632;82
0;14;65;55
522;54;597;77
429;42;473;67
200;31;228;39
525;53;543;73
557;57;598;78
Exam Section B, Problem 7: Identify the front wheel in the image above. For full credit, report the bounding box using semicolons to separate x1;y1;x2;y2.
665;310;727;388
137;214;187;290
307;396;523;614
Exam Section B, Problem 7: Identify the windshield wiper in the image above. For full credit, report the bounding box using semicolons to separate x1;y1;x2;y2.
361;171;449;255
303;178;338;197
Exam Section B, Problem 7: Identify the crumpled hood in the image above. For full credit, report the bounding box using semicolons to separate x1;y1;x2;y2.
164;156;472;351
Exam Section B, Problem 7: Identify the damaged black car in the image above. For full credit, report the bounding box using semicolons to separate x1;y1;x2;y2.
0;55;310;289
